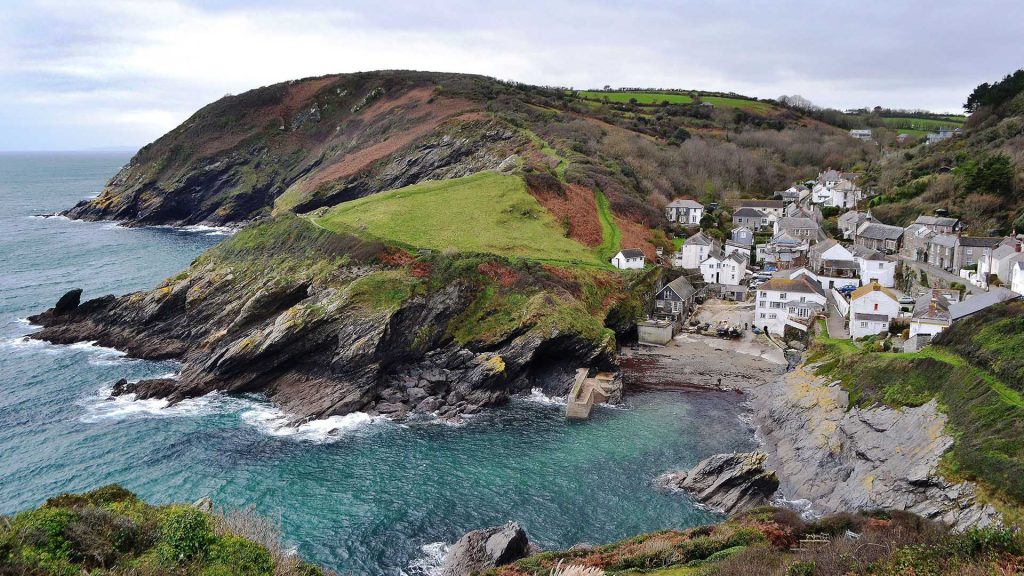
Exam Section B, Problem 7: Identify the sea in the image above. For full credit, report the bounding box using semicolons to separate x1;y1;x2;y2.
0;151;756;575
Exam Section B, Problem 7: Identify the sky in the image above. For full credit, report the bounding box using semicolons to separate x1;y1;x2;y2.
1;0;1022;151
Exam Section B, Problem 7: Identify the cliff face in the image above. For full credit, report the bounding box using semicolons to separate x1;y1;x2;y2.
752;366;1000;531
29;216;633;421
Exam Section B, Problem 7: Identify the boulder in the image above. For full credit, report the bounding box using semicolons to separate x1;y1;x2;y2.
53;288;83;316
441;522;530;576
657;452;779;515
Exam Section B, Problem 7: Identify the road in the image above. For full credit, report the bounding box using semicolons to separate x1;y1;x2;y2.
899;257;987;295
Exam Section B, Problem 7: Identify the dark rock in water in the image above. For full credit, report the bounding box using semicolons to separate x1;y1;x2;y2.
441;522;530;576
416;396;443;413
657;452;779;515
110;378;135;397
53;289;83;316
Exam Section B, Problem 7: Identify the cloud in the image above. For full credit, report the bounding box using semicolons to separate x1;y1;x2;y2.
1;0;1022;149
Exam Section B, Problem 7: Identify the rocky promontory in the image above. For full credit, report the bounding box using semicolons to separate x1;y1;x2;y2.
657;452;780;515
28;215;645;423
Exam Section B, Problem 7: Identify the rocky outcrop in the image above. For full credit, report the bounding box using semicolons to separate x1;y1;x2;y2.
441;522;530;576
657;452;779;515
53;288;82;316
28;216;615;423
751;367;1000;530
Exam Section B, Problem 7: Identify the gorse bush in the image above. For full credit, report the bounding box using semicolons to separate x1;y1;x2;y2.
0;485;333;575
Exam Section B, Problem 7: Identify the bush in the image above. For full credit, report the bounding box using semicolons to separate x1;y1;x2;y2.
204;534;274;576
159;505;215;563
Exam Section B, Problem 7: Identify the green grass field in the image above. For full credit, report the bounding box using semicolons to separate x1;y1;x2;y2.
881;116;965;132
573;91;776;113
575;90;693;105
313;172;604;266
594;189;621;262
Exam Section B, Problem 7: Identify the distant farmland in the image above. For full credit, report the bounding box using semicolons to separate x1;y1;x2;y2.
573;90;778;113
881;116;966;133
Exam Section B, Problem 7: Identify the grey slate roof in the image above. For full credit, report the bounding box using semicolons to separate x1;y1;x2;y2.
618;249;645;259
668;199;703;209
857;222;904;241
854;312;890;323
958;236;1002;248
684;231;714;246
949;288;1021;321
914;215;959;227
850;245;884;260
733;207;766;218
913;291;952;323
930;234;957;248
660;275;696;301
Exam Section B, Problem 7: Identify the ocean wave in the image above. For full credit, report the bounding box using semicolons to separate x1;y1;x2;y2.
151;224;237;236
404;541;449;576
520;388;567;406
80;387;229;423
239;403;383;443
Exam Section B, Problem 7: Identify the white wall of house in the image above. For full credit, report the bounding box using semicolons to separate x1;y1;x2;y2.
1013;265;1024;295
755;288;827;336
700;256;744;284
857;258;896;287
677;244;712;269
611;252;644;269
909;319;948;338
849;290;900;339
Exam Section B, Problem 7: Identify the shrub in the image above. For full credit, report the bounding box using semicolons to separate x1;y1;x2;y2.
204;534;274;576
159;505;215;563
13;507;76;559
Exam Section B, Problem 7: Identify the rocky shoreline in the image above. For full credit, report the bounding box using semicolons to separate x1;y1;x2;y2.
654;349;1001;531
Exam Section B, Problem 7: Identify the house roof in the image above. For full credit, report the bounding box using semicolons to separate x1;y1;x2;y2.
733;207;766;218
850;244;885;260
838;211;867;226
736;199;784;209
770;231;802;246
822;258;859;270
617;249;645;259
728;252;748;264
778;216;819;230
660;275;695;301
726;239;752;250
857;222;904;241
913;291;952;323
930;234;957;248
904;223;935;240
820;169;842;182
851;282;899;301
949;288;1020;321
668;198;703;209
854;312;890;323
758;276;826;296
958;236;1003;248
914;215;959;227
684;231;714;246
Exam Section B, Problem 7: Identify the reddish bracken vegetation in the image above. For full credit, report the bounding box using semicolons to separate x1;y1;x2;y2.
381;248;432;278
477;261;520;287
615;215;657;260
525;174;603;247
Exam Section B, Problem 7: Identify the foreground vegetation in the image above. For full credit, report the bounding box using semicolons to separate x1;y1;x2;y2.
492;507;1024;575
808;304;1024;515
0;485;331;575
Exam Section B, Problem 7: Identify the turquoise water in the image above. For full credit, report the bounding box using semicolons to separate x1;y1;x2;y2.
0;152;756;575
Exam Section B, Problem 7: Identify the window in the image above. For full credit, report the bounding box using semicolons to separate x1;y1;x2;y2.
779;293;787;299
768;313;777;319
874;303;878;311
760;292;767;298
860;322;868;328
770;302;783;309
760;313;766;319
877;262;883;269
759;301;766;308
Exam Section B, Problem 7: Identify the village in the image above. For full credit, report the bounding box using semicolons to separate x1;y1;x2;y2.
608;168;1024;358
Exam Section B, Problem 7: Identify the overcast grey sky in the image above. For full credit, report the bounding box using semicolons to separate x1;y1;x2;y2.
1;0;1022;150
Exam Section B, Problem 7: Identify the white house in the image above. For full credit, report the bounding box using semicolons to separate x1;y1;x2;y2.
735;200;785;220
851;245;897;288
910;291;952;339
849;282;901;339
1013;261;1024;295
611;249;645;270
700;252;747;285
675;231;719;269
724;240;752;261
755;276;828;336
665;199;704;225
977;239;1023;285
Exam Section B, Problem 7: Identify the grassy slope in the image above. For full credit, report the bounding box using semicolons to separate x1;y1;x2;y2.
594;190;622;262
573;91;777;113
810;312;1024;514
0;485;330;576
314;172;606;267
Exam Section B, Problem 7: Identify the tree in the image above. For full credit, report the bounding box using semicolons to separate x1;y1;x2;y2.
960;153;1015;197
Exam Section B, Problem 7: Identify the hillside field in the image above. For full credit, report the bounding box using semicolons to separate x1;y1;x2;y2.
314;171;607;266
